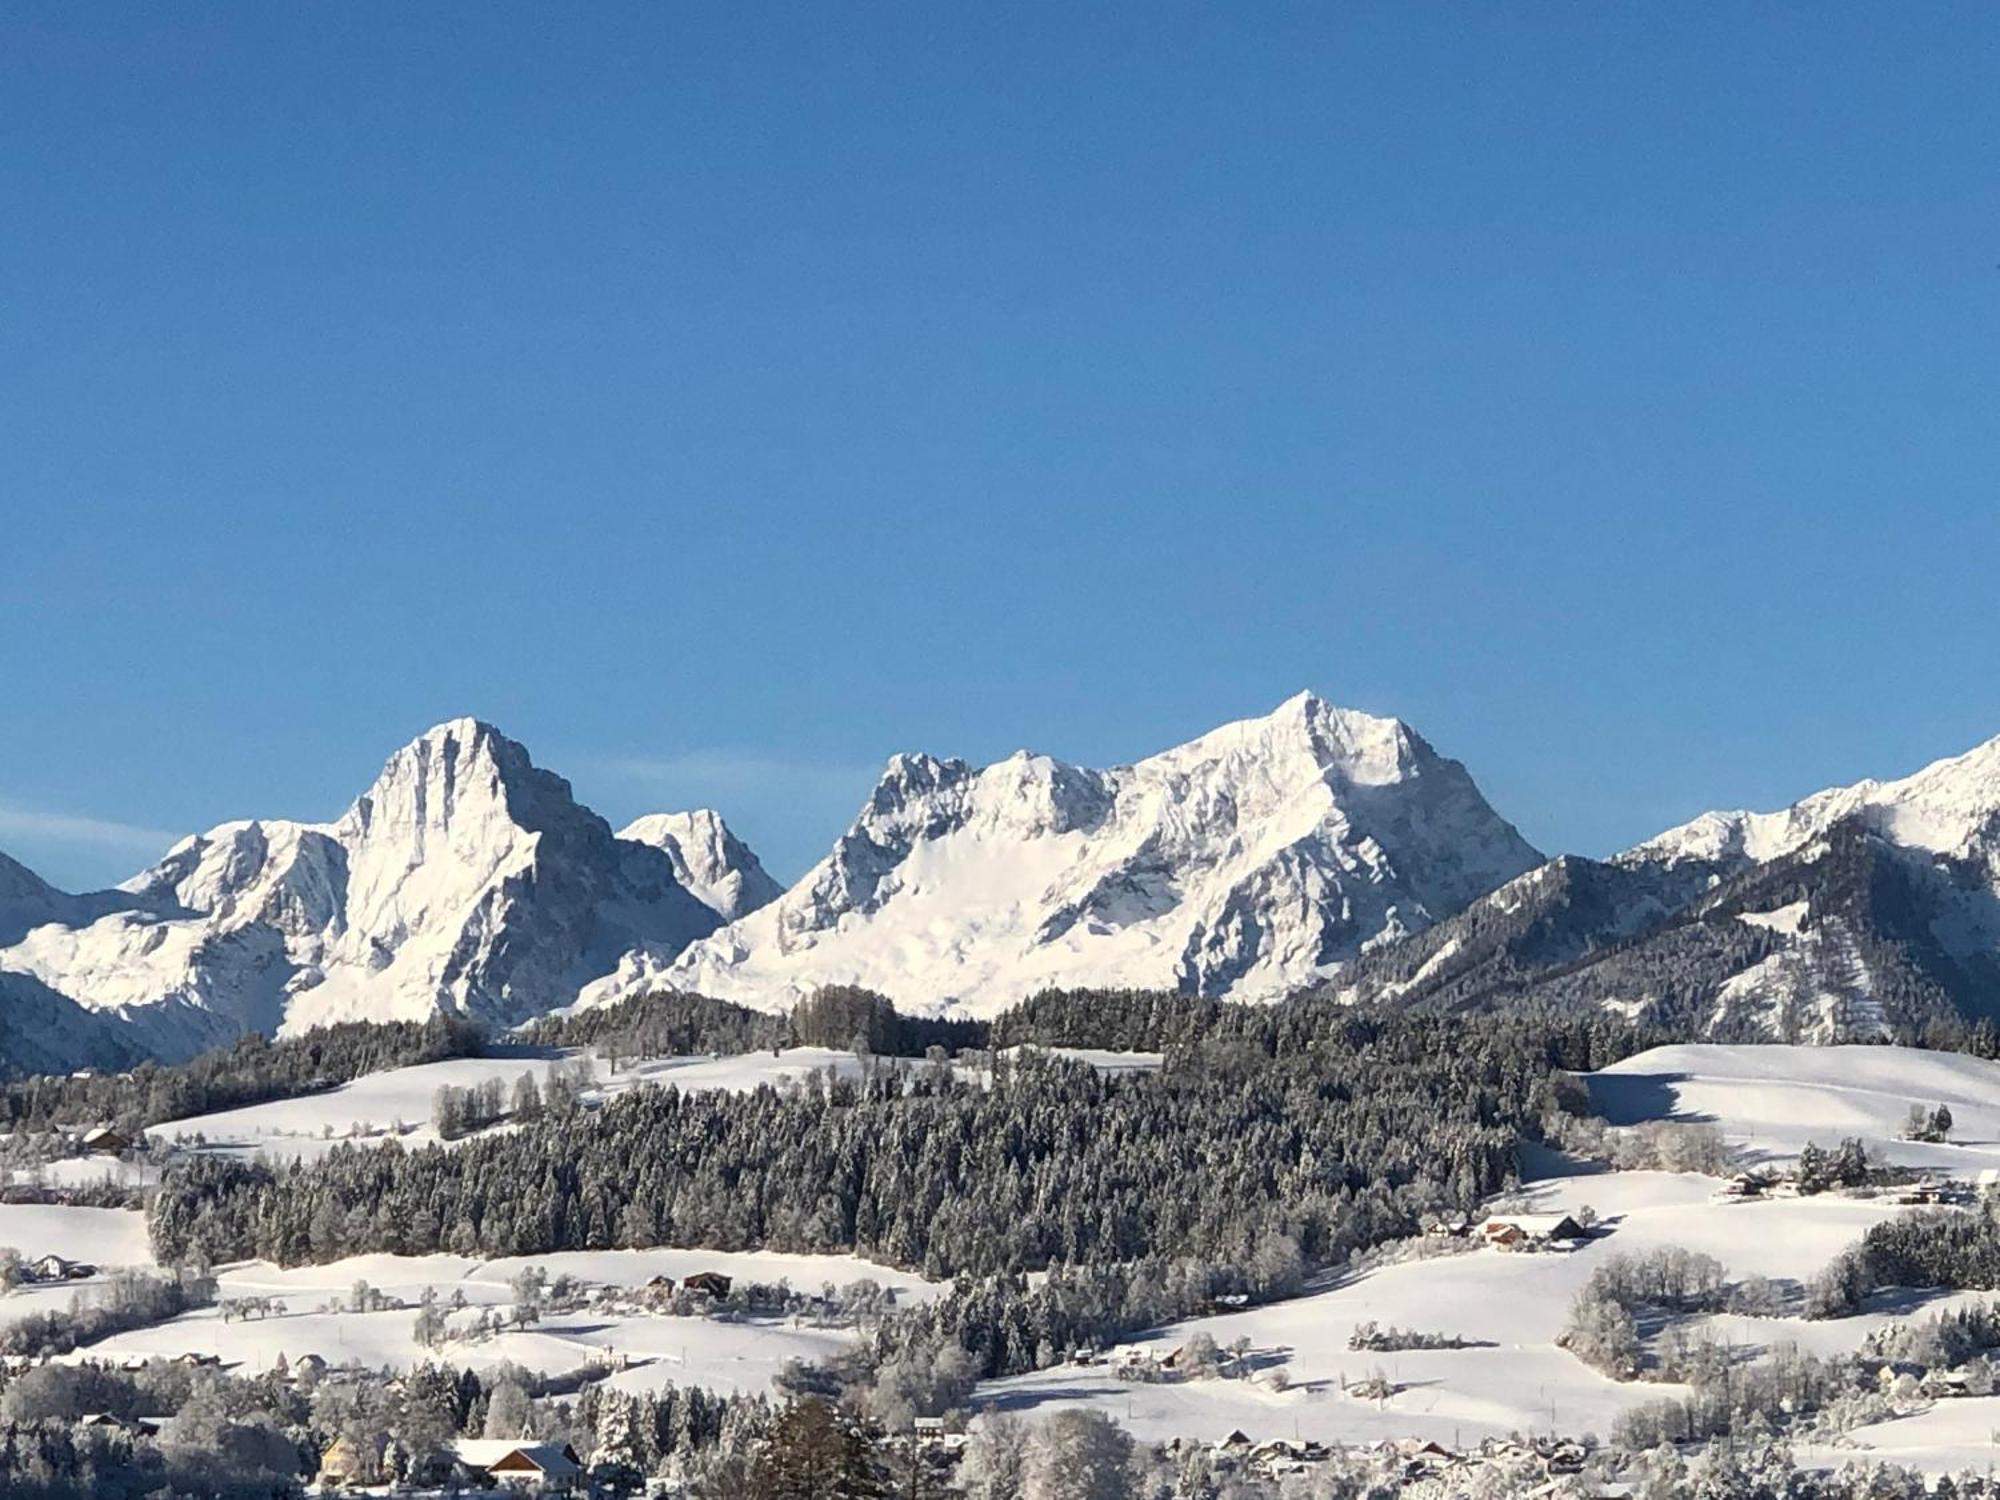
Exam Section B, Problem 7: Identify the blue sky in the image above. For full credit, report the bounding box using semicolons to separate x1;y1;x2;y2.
2;5;1996;892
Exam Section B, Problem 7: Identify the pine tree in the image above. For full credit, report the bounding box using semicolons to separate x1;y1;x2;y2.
749;1399;883;1500
1796;1140;1831;1194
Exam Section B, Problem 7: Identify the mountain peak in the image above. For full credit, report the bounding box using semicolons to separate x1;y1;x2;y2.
340;717;579;849
618;810;782;922
1146;691;1423;793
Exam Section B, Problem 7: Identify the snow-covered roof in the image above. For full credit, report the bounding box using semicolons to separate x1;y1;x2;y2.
454;1439;579;1475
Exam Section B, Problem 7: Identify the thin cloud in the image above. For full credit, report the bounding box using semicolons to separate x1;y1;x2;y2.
588;750;883;802
0;803;179;855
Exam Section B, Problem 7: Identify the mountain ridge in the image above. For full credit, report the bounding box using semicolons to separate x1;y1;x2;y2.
0;718;750;1068
6;705;1998;1071
590;692;1544;1014
1329;728;2000;1042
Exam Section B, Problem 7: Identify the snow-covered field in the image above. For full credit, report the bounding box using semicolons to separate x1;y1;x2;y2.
56;1245;943;1393
0;1201;153;1266
977;1167;1905;1448
0;1048;956;1393
1822;1397;2000;1476
1590;1043;2000;1177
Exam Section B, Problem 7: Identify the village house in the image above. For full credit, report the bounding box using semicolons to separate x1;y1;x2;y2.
318;1431;390;1489
681;1271;733;1298
1719;1170;1778;1201
29;1254;95;1282
454;1439;582;1490
80;1125;131;1155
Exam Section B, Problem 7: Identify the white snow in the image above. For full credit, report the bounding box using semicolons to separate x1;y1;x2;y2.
1738;901;1809;936
1827;1396;2000;1475
1707;920;1888;1042
1590;1043;2000;1176
57;1245;943;1394
977;1169;1901;1448
618;810;782;922
155;1047;886;1164
13;1027;2000;1466
594;692;1541;1015
0;1202;153;1268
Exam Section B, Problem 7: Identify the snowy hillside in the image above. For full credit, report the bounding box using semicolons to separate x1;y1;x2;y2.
0;721;746;1067
588;692;1541;1014
1589;1042;2000;1177
3;1040;1951;1462
976;1042;1979;1457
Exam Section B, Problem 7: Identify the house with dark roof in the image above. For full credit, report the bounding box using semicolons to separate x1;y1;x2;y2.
454;1439;582;1489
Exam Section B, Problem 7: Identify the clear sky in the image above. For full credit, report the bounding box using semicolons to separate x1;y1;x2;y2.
2;5;1996;893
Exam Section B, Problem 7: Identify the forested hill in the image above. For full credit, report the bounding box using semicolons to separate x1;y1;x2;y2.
149;1003;1646;1279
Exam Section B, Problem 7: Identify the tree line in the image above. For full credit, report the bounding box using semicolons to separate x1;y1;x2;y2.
0;1016;480;1136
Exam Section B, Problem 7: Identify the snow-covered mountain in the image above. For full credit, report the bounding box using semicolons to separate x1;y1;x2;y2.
0;720;732;1067
1326;731;2000;1042
0;850;145;948
1625;733;2000;880
584;692;1543;1015
618;811;782;923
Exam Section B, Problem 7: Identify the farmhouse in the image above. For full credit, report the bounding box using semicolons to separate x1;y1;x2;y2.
682;1271;733;1298
80;1126;131;1155
1477;1213;1586;1249
29;1254;95;1282
641;1273;676;1306
1719;1171;1776;1201
455;1439;582;1489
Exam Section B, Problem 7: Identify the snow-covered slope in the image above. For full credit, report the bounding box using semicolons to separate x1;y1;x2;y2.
586;693;1541;1014
0;720;729;1065
0;850;148;947
618;810;781;922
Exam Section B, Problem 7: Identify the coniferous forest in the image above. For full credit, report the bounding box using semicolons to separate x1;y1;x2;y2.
150;997;1635;1279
